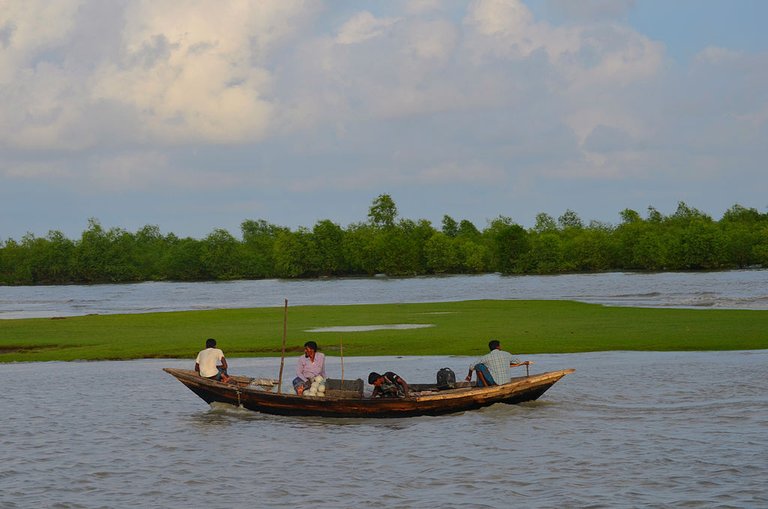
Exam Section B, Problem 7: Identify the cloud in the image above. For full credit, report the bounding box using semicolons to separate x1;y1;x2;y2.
90;1;319;145
405;0;444;15
544;0;636;22
0;0;667;188
465;0;534;38
696;46;741;64
0;0;666;153
0;0;84;79
0;0;317;151
2;0;768;241
335;11;400;45
0;159;75;180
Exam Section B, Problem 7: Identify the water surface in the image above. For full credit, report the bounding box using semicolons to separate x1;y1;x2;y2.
2;270;767;319
2;351;766;508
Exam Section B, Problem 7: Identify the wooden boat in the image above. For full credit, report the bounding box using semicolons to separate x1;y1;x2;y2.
163;367;575;418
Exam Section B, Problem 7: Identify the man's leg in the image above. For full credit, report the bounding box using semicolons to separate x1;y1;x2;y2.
475;363;497;387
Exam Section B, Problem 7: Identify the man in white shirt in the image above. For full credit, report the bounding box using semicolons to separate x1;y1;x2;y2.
195;338;229;383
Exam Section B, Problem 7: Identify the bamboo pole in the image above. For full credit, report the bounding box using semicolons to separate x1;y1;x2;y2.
277;299;288;394
340;336;344;382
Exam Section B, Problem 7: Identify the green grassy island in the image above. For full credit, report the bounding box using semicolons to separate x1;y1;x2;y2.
1;300;767;363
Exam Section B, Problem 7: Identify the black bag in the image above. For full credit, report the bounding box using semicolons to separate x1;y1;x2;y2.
436;367;456;389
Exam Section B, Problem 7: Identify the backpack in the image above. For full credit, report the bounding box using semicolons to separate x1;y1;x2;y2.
436;367;456;389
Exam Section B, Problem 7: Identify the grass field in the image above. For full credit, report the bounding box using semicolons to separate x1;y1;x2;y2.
1;300;767;363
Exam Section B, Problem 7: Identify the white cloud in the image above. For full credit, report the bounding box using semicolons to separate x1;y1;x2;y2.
0;0;317;151
90;1;318;144
2;0;767;241
0;0;666;153
0;160;74;180
696;46;740;64
404;19;459;61
405;0;443;15
335;11;400;45
465;0;533;38
0;0;84;83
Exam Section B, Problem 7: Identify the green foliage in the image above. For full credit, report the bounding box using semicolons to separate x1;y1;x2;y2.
240;219;286;277
273;228;314;278
368;193;398;228
312;220;346;276
442;215;459;237
486;216;530;274
425;232;459;273
202;228;241;279
1;198;768;285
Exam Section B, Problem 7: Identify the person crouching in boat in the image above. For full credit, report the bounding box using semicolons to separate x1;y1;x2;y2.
465;339;531;387
195;338;230;383
368;371;410;398
293;341;326;395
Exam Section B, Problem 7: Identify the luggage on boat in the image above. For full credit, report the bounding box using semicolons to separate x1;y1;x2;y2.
436;368;456;389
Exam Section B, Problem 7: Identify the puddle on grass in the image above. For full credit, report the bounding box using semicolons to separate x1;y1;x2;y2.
305;324;435;332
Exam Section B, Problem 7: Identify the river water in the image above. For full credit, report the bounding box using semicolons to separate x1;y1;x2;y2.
2;272;767;507
2;270;768;319
1;351;766;508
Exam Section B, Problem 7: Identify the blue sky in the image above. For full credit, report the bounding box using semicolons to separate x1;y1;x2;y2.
1;0;767;241
627;0;768;60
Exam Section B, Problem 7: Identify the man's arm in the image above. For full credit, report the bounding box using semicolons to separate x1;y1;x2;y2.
510;360;532;367
465;360;477;381
397;376;410;397
219;356;228;371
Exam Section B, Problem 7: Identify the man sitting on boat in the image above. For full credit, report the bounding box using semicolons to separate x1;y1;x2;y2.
194;338;230;383
466;340;531;386
368;371;410;398
293;341;326;395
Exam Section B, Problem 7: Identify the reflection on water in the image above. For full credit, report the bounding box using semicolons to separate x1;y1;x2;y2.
1;351;766;508
2;270;768;319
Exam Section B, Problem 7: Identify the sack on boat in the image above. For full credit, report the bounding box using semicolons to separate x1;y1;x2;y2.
436;368;456;389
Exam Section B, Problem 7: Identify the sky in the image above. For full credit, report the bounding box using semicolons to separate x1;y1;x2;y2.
2;0;767;240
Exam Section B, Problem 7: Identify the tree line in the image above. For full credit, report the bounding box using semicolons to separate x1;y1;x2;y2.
2;195;767;285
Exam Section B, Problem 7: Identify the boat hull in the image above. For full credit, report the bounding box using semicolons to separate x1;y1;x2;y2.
163;368;575;418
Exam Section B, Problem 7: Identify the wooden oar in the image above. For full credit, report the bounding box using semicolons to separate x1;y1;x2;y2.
277;299;288;394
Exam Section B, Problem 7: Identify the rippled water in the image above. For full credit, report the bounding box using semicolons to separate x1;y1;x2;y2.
2;270;768;319
2;351;766;508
